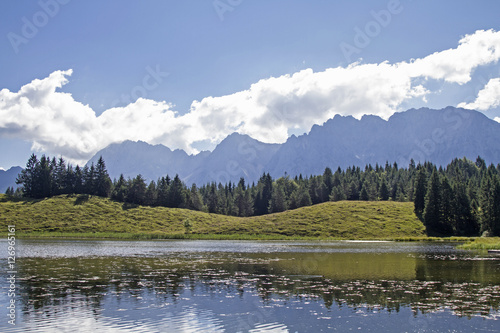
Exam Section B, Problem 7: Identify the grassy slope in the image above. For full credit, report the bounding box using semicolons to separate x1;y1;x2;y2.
457;237;500;250
0;194;426;239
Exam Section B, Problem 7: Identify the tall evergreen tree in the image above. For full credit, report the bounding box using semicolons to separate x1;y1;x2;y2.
186;184;205;211
156;176;170;207
35;155;53;198
329;185;346;202
144;181;158;206
73;165;84;194
479;174;500;236
168;175;185;208
234;178;253;217
53;157;67;195
127;175;147;205
423;170;442;235
207;183;219;214
378;177;390;201
269;182;287;213
360;183;369;201
95;156;112;197
83;164;95;195
413;168;427;217
453;183;478;236
16;153;38;198
322;167;334;200
254;173;273;215
289;184;312;209
111;174;128;202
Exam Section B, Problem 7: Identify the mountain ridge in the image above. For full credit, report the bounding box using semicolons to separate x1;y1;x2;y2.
0;166;22;193
82;107;500;184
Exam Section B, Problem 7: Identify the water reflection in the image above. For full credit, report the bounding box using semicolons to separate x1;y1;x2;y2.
2;240;500;332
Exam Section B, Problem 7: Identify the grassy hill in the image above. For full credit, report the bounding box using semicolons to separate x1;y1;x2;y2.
0;194;426;239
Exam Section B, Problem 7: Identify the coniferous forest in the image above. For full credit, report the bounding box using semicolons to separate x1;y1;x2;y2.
8;154;500;237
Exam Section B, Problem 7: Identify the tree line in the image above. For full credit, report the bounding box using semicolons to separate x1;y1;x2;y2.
8;154;500;236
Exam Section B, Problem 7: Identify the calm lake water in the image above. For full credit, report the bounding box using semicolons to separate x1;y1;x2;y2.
1;239;500;332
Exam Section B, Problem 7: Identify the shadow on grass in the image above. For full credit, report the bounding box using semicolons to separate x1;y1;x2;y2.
122;202;139;210
0;195;40;205
0;195;24;203
74;194;90;205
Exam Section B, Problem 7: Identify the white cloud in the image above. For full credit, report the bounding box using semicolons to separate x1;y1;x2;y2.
403;29;500;84
1;29;500;164
495;117;500;123
458;78;500;110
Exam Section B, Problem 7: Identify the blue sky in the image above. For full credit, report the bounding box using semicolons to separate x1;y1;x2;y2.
1;0;500;169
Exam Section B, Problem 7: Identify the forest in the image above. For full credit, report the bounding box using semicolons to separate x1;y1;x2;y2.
8;154;500;237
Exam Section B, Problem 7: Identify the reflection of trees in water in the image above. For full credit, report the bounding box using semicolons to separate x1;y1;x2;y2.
254;276;500;318
17;255;500;320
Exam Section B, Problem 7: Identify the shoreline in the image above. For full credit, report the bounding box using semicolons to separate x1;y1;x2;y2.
14;231;476;242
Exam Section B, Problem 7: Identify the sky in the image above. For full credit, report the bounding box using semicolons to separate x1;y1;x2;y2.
1;0;500;169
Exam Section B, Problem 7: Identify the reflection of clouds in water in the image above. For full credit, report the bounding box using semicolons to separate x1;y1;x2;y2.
2;305;226;333
249;322;289;333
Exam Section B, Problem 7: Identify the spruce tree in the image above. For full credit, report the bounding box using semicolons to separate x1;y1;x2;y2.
186;184;205;211
479;175;493;235
111;174;128;202
379;177;389;201
95;156;112;197
35;155;52;198
53;157;67;195
329;185;346;202
127;174;147;205
423;170;442;235
269;182;287;213
254;173;273;215
73;165;84;194
492;177;500;236
360;183;369;201
322;167;334;199
413;168;427;217
82;164;95;196
16;153;38;198
207;183;219;214
453;183;478;236
168;175;185;208
144;181;158;206
156;176;170;207
439;176;454;235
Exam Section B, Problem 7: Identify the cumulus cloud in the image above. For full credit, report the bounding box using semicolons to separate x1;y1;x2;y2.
1;29;500;164
458;78;500;110
403;29;500;84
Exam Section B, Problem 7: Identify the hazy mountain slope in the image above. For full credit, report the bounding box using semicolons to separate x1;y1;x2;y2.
86;140;205;181
184;133;280;185
0;166;22;193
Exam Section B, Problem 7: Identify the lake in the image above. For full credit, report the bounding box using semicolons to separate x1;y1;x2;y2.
1;239;500;332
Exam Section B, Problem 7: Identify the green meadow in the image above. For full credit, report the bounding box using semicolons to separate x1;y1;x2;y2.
0;194;427;240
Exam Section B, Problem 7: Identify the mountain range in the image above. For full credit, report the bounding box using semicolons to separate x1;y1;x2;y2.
85;107;500;185
1;106;499;191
